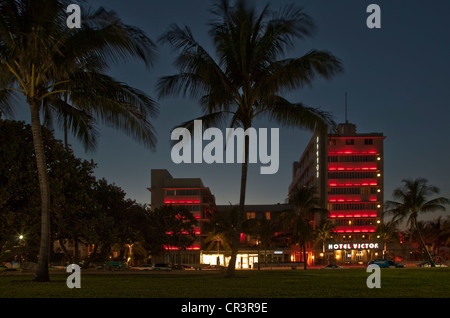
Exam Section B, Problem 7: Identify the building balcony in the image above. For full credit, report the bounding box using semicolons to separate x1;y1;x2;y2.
328;163;379;171
164;195;201;204
333;225;377;233
328;179;378;187
328;195;379;202
329;210;378;218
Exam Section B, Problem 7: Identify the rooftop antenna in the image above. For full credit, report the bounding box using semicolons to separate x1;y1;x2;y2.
345;92;348;123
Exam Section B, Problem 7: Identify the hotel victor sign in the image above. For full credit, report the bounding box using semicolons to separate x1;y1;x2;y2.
327;243;379;250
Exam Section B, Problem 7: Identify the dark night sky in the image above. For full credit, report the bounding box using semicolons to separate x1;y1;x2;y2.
11;1;450;221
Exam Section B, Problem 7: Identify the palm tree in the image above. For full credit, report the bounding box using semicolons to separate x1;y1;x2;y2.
440;216;450;250
376;219;400;260
206;205;239;266
157;0;342;277
243;217;277;269
0;0;158;281
204;232;231;266
385;178;449;267
423;217;446;257
255;219;277;269
314;219;335;264
284;185;327;269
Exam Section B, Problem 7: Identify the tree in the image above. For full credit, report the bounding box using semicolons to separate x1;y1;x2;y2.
0;118;97;263
148;205;198;266
440;217;450;252
376;218;400;260
385;178;449;267
423;217;446;257
284;185;327;269
204;232;231;266
0;119;42;262
204;205;239;267
157;0;342;277
0;0;158;281
314;219;335;263
244;217;277;269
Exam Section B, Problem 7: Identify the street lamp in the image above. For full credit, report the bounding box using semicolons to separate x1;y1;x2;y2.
18;235;24;267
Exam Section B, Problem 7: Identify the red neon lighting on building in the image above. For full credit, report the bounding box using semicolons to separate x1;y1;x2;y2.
164;246;201;250
165;231;201;235
328;167;377;171
329;212;378;218
164;200;201;204
332;226;376;233
328;151;378;154
329;198;366;203
328;182;378;187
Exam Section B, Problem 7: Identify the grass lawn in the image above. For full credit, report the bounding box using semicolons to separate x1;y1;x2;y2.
0;267;449;298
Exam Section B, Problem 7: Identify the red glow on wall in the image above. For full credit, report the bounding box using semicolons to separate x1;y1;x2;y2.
328;167;377;171
329;198;364;202
329;212;378;218
332;226;376;233
164;200;201;204
165;231;201;235
329;182;377;187
164;246;201;250
328;151;378;154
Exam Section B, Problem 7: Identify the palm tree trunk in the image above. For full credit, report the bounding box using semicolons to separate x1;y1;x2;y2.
414;218;435;267
303;243;307;270
29;100;51;282
226;125;250;278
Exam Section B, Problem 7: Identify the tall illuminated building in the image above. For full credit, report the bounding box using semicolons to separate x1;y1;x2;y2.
289;122;386;264
148;169;216;264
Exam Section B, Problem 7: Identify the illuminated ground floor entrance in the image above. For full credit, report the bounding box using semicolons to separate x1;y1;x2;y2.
201;249;292;269
323;242;382;264
201;252;259;269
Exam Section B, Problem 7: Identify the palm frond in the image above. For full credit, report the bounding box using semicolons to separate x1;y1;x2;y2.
260;95;336;133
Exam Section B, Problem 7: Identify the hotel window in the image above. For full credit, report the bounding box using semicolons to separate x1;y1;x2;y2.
342;235;352;242
345;139;354;145
364;139;373;145
247;212;256;219
166;190;175;195
265;212;271;220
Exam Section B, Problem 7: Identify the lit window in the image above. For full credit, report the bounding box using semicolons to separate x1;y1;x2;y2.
247;212;255;219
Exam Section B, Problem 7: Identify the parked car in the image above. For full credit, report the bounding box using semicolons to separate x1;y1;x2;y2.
152;263;172;271
131;264;154;270
321;263;344;269
418;261;447;268
0;265;17;271
368;259;406;268
105;261;125;271
173;264;194;270
200;264;226;270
